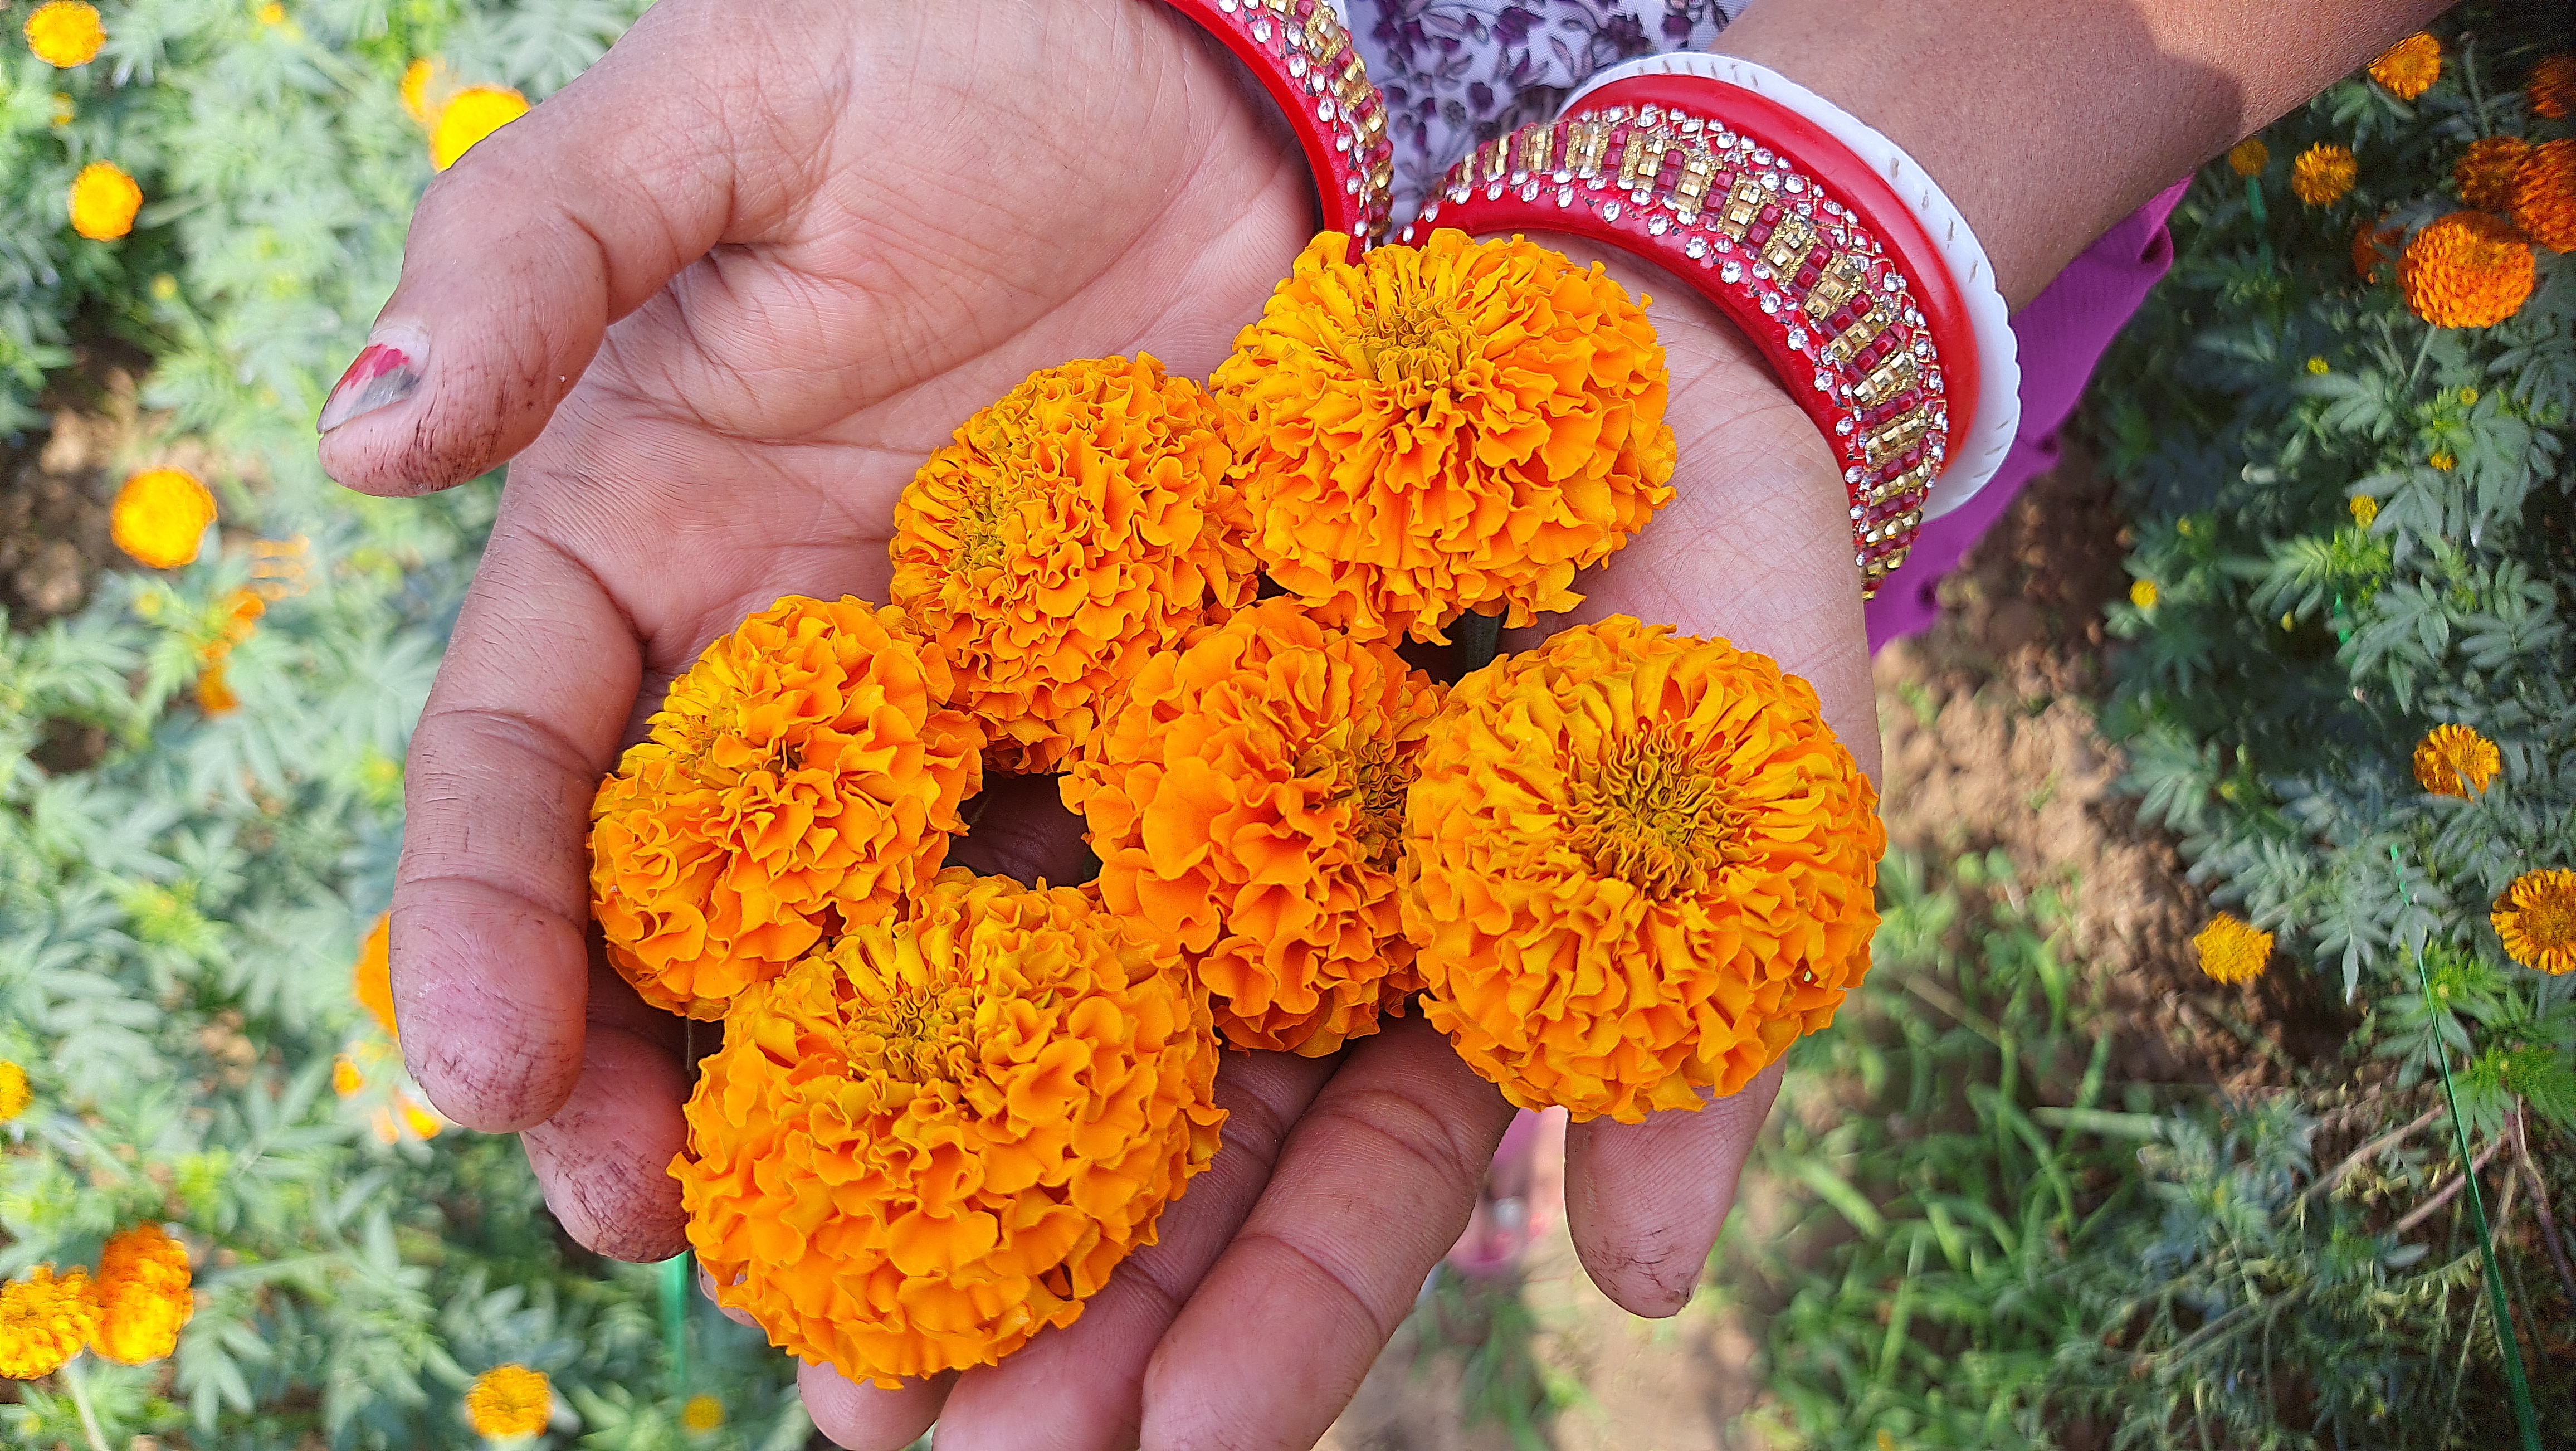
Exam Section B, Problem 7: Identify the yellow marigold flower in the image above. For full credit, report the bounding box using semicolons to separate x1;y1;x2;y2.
23;1;103;66
88;1224;193;1366
2367;33;2440;100
890;355;1256;773
2129;578;2158;610
676;870;1224;1386
2353;216;2402;284
1062;598;1446;1055
1212;230;1676;644
2413;723;2500;797
2192;913;2272;985
2226;138;2268;177
331;1053;364;1097
2530;53;2575;120
2494;868;2576;975
2509;138;2575;254
2456;136;2531;212
2429;451;2456;471
465;1364;552;1439
354;912;398;1039
2290;144;2357;206
590;596;983;1019
0;1268;97;1380
111;468;217;569
2349;494;2378;527
681;1394;724;1431
256;2;286;25
1402;619;1882;1123
2401;211;2535;328
428;85;528;172
0;1062;27;1122
401;57;448;128
68;160;141;241
2304;356;2329;375
399;1093;442;1140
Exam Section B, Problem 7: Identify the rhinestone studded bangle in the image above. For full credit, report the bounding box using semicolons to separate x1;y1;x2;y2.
1405;74;1981;596
1161;0;1395;254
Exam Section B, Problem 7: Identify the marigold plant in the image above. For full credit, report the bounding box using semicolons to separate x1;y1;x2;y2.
2491;868;2575;975
890;354;1257;773
2509;137;2574;253
0;1061;26;1122
589;596;983;1018
2367;33;2441;100
2412;723;2500;797
2290;143;2358;206
87;1224;193;1365
1211;229;1676;644
0;1267;96;1380
109;468;218;569
675;871;1226;1385
1062;597;1445;1055
464;1364;552;1438
2192;913;2273;983
1402;618;1881;1122
2455;135;2530;211
2399;211;2535;327
428;85;528;171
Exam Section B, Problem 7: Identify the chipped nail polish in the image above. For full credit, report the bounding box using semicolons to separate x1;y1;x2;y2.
319;326;427;433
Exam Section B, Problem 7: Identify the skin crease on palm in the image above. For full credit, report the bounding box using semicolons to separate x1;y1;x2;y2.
320;0;1871;1445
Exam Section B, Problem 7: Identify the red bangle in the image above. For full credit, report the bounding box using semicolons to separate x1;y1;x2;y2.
1159;0;1394;255
1402;75;1970;595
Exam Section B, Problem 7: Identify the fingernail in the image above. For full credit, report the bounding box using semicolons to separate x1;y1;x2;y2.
319;324;428;433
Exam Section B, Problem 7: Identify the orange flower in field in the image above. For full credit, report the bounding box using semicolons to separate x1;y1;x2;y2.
111;468;216;569
2456;137;2531;211
2192;913;2272;984
428;84;526;171
2529;53;2574;120
2401;211;2535;328
354;912;398;1038
2225;139;2268;177
87;1224;193;1365
23;1;103;67
0;1268;95;1379
2412;723;2500;797
2290;144;2357;206
676;871;1224;1385
2493;869;2576;975
464;1365;551;1438
69;160;142;241
1402;619;1881;1123
1212;230;1676;644
1063;598;1447;1055
400;57;450;128
2509;138;2575;253
589;596;983;1019
2367;33;2440;100
892;355;1256;773
2351;216;2402;284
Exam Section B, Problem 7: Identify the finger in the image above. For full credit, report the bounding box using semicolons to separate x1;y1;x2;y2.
1563;1058;1786;1317
919;1051;1333;1451
797;1366;954;1451
393;524;641;1130
1140;1018;1515;1451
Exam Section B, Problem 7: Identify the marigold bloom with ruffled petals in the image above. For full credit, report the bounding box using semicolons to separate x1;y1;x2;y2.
1402;619;1881;1123
354;912;397;1039
2493;869;2576;975
429;85;526;171
69;160;141;241
110;468;217;569
676;871;1224;1385
2368;33;2440;100
2401;211;2535;328
2226;139;2267;177
0;1062;26;1122
2412;723;2500;797
590;597;983;1018
1212;230;1676;644
891;355;1256;773
0;1267;96;1380
2509;138;2575;253
2193;913;2272;984
2530;54;2575;120
1063;598;1446;1054
2291;144;2357;206
23;1;103;66
465;1364;551;1438
2456;136;2530;212
88;1224;192;1365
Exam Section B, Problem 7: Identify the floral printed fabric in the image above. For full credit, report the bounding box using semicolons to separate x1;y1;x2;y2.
1348;0;1749;216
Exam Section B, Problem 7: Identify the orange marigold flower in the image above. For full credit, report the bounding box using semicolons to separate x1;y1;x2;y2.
0;1061;26;1122
2226;138;2268;177
0;1267;96;1380
2352;215;2402;283
400;57;450;128
331;1053;364;1097
354;912;398;1039
2494;868;2576;975
2367;33;2440;100
2509;138;2576;253
676;870;1224;1386
1062;598;1446;1055
2401;211;2535;328
2193;913;2272;984
2456;136;2531;212
23;1;103;66
1401;619;1881;1123
88;1224;192;1366
2530;53;2575;120
2412;723;2501;797
111;468;214;569
194;660;238;715
2290;144;2357;206
68;160;140;241
465;1364;552;1438
590;596;982;1019
429;85;526;171
891;355;1256;773
1211;230;1677;645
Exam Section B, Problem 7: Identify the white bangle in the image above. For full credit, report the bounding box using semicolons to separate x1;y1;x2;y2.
1563;53;2021;522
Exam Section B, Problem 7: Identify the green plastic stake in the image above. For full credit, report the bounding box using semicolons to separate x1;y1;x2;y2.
662;1250;691;1398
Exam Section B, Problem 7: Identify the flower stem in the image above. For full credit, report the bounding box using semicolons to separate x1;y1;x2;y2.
59;1355;113;1451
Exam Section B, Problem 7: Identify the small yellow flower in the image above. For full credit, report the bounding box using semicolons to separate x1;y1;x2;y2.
681;1394;725;1432
0;1268;97;1380
49;92;74;128
2493;868;2576;975
2430;451;2456;471
0;1062;27;1122
2349;495;2378;528
429;85;528;171
2227;139;2269;177
2413;723;2500;797
149;274;180;302
111;468;217;569
2129;578;2159;610
465;1365;551;1438
2305;356;2329;375
2291;143;2358;206
2367;33;2440;101
23;1;104;67
401;57;447;128
256;2;286;25
2193;913;2273;984
69;160;143;241
399;1094;442;1140
331;1054;364;1097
